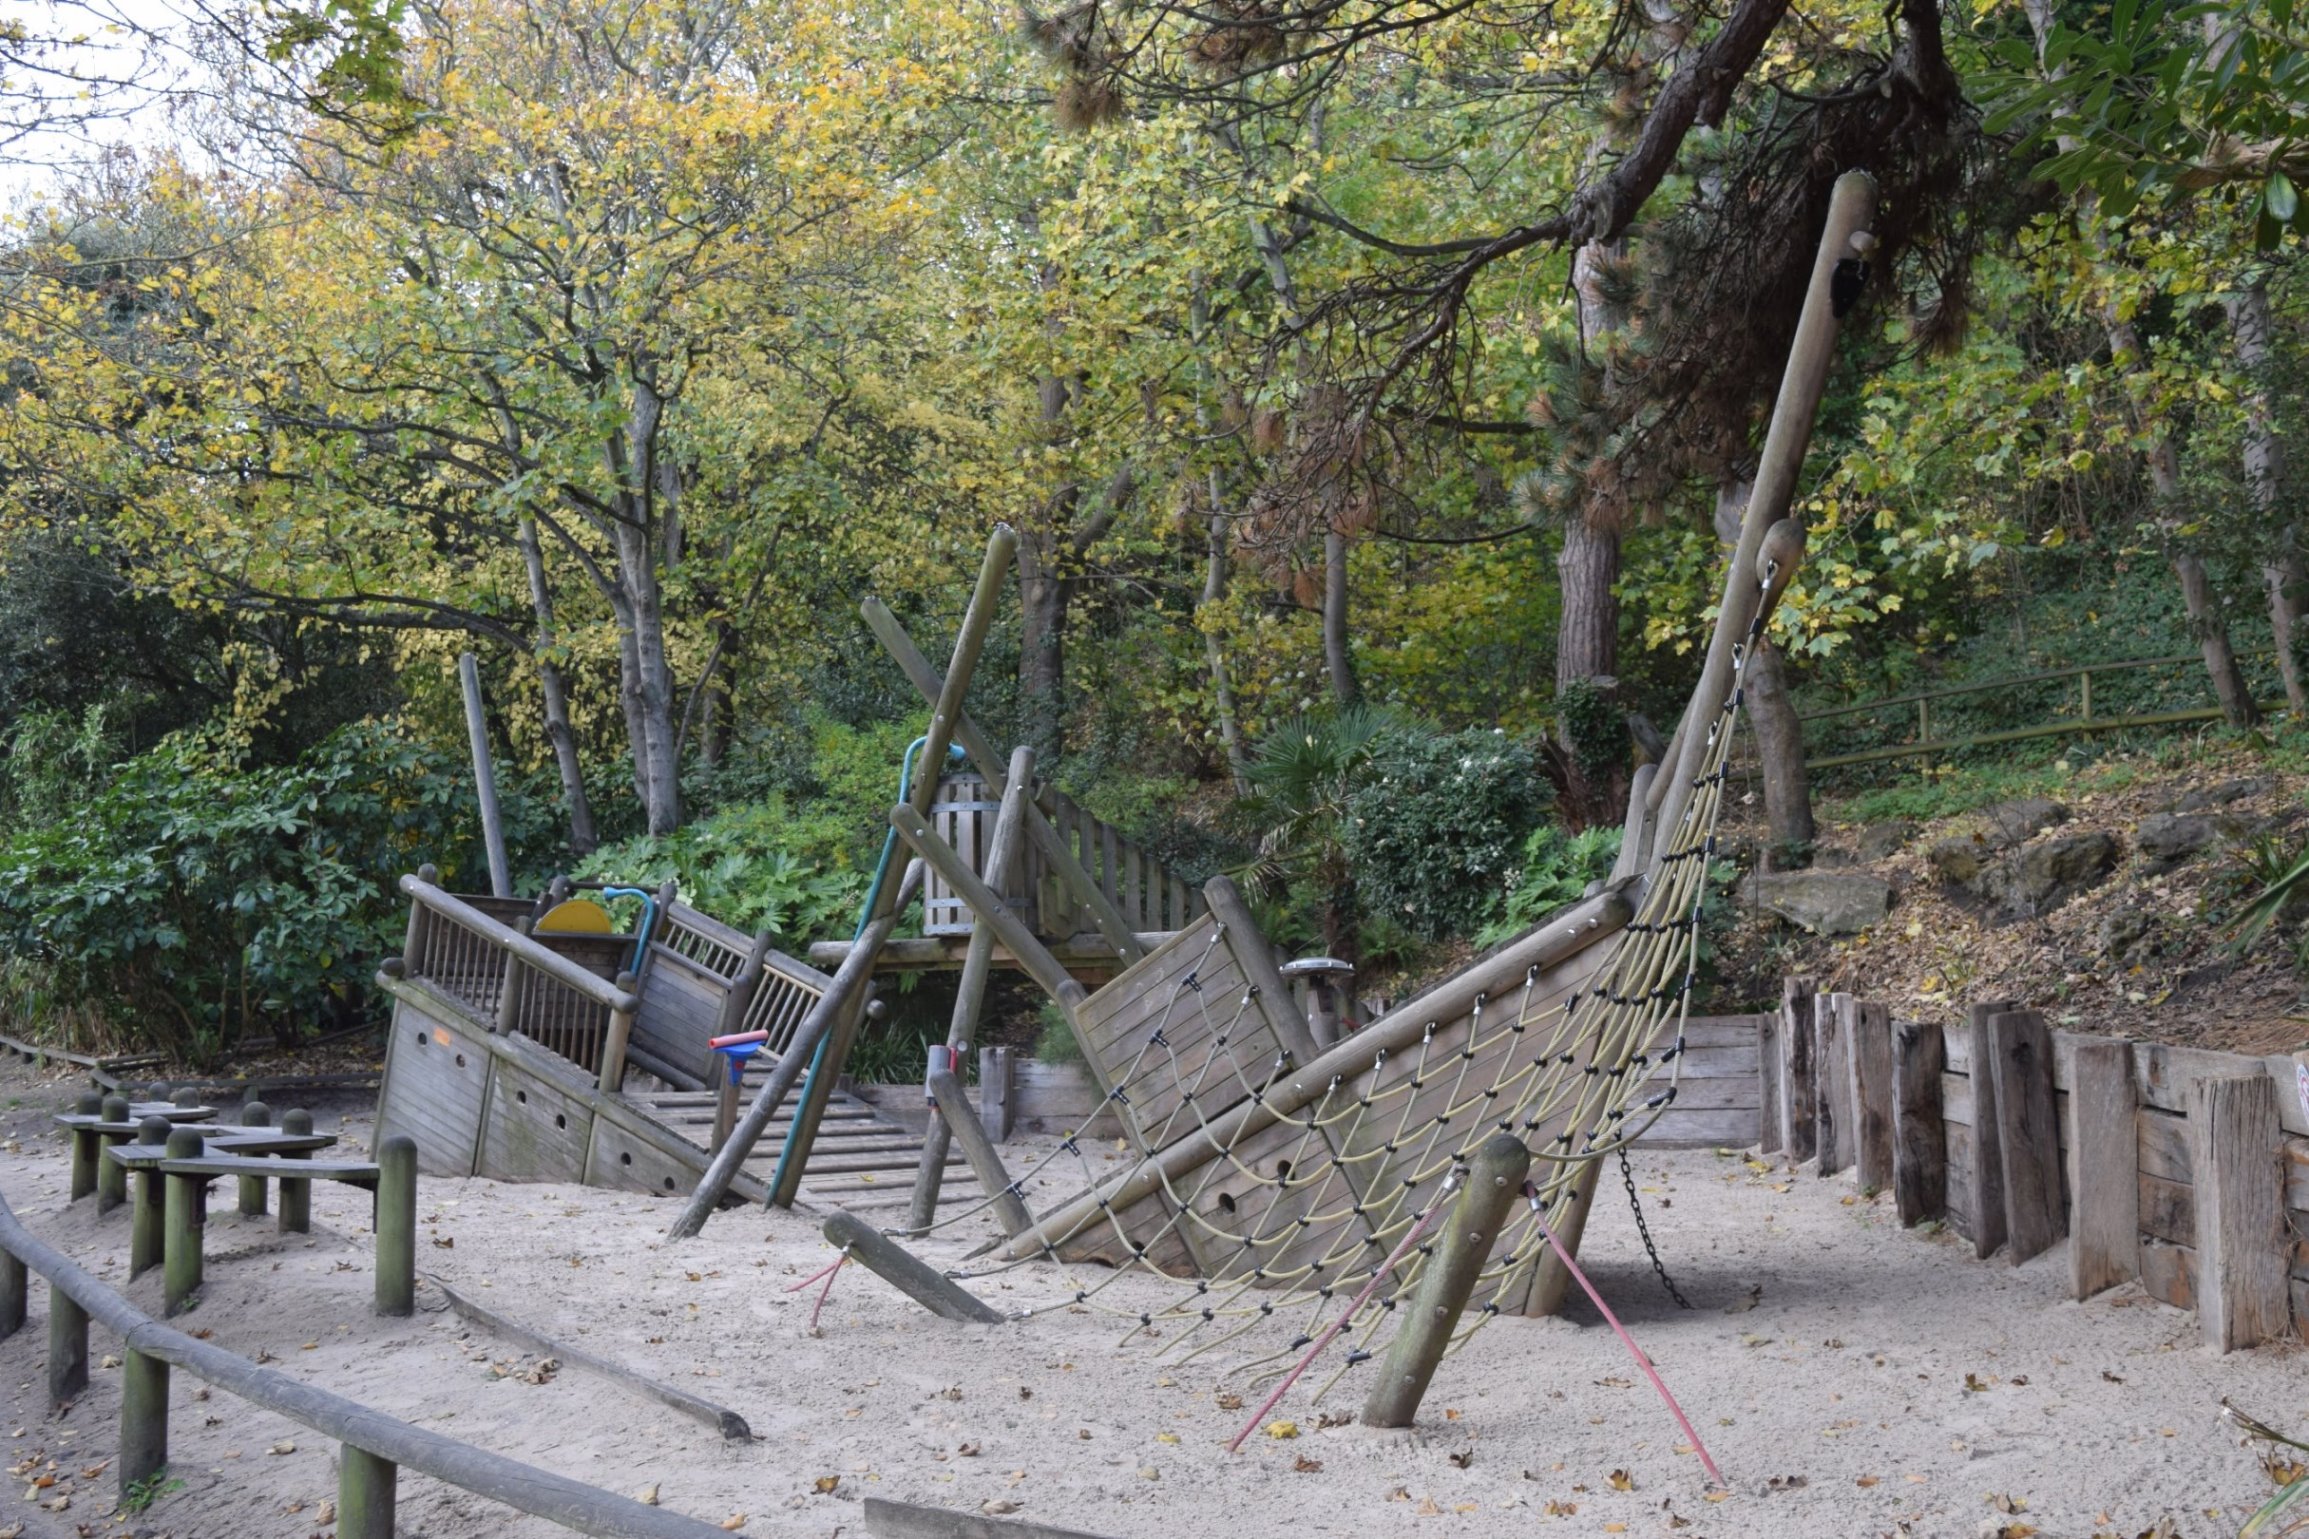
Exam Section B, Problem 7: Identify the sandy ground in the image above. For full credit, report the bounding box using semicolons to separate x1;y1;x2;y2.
0;1053;2300;1539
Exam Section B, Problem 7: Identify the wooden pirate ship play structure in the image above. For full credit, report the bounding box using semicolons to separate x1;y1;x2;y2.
377;175;1878;1407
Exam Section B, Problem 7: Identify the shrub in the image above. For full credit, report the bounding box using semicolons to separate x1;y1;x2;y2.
1342;727;1547;942
1475;824;1624;949
584;798;869;949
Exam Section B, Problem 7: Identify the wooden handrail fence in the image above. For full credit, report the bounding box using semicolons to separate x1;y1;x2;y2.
1795;649;2280;771
0;1187;727;1538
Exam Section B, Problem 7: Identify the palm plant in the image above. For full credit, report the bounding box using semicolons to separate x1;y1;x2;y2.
1236;706;1396;968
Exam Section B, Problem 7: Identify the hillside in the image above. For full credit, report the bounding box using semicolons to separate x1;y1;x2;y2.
1711;738;2309;1056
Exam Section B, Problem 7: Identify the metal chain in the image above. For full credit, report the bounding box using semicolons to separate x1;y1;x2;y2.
1619;1145;1692;1309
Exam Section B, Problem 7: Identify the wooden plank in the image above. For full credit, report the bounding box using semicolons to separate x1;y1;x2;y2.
2064;1036;2138;1300
1813;993;1851;1176
1632;1108;1764;1147
1941;1070;1974;1126
1891;1018;1947;1226
2139;1236;2197;1311
586;1115;701;1198
480;1060;595;1183
377;999;491;1178
2285;1137;2309;1211
1989;1010;2063;1266
2190;1072;2291;1352
1757;1008;1783;1155
2137;1171;2195;1247
1850;999;1895;1193
1779;978;1816;1160
2139;1108;2191;1183
1964;998;2017;1259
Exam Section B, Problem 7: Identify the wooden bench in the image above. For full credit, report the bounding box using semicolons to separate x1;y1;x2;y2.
149;1130;416;1318
56;1097;218;1209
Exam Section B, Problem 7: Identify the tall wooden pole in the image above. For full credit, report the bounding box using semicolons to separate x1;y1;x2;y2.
459;652;513;899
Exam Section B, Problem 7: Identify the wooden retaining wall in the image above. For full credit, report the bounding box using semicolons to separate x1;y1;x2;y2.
1761;981;2307;1353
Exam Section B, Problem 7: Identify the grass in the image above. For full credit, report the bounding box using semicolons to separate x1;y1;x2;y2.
120;1470;185;1514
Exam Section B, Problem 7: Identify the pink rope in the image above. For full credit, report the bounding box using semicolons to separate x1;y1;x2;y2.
802;1252;848;1333
787;1254;848;1293
1525;1183;1725;1488
1226;1194;1452;1454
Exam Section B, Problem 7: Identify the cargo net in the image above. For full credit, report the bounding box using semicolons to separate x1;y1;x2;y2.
893;591;1761;1402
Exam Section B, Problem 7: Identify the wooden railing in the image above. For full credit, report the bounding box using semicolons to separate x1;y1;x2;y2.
1795;648;2281;771
0;1187;724;1538
637;902;829;1079
399;875;640;1091
1034;787;1202;936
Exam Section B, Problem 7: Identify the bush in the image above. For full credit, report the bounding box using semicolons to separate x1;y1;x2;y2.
1342;727;1547;941
0;718;538;1061
1475;824;1624;949
584;798;870;949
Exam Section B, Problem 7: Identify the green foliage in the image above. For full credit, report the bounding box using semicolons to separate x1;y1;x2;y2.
119;1471;186;1514
0;719;537;1061
1342;728;1545;942
1032;1000;1084;1064
1475;825;1623;949
586;799;869;949
1239;706;1398;961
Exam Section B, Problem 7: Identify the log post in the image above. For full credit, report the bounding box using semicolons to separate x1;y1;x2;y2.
599;972;639;1094
1964;997;2017;1259
2190;1072;2290;1352
459;651;513;899
171;1088;203;1109
1889;1021;1947;1226
238;1100;273;1217
96;1094;131;1213
2065;1037;2138;1300
1757;1007;1783;1156
119;1349;169;1498
1362;1134;1530;1429
1850;1000;1896;1193
925;1066;1032;1238
980;1046;1014;1144
1521;1162;1601;1317
711;1065;741;1156
130;1116;170;1276
48;1283;87;1404
162;1125;205;1315
376;1134;417;1317
1813;994;1851;1176
69;1092;103;1201
338;1445;398;1539
821;1211;1007;1324
278;1110;314;1235
1988;1010;2062;1266
0;1248;22;1340
1779;978;1817;1160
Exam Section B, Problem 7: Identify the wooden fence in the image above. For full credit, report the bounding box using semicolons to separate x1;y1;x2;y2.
1764;978;2308;1352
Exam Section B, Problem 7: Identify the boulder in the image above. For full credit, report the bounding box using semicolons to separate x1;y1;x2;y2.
1747;871;1894;936
2134;811;2244;873
1855;820;1919;862
1973;796;2069;846
2098;909;2158;962
1925;836;1990;886
1981;830;2120;918
2173;777;2268;813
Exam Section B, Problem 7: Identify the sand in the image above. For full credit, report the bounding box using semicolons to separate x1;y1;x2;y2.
0;1067;2300;1539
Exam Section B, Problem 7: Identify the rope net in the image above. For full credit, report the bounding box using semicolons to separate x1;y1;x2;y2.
886;580;1766;1406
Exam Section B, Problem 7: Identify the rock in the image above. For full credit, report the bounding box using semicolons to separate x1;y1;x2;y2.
1856;821;1918;861
2098;909;2157;962
1925;836;1990;886
1981;830;2120;917
1973;797;2069;846
1746;871;1894;935
2133;811;2244;872
2173;776;2268;813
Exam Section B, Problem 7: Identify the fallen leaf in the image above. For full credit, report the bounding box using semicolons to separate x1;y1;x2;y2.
1990;1493;2028;1514
1722;1285;1762;1314
813;1476;839;1494
316;1501;335;1524
1604;1526;1627;1534
1965;1373;1989;1392
1266;1420;1298;1440
433;1236;454;1249
1443;1408;1462;1421
269;1441;296;1456
981;1499;1018;1515
1386;1486;1409;1501
633;1483;659;1506
1293;1455;1323;1473
1214;1392;1242;1411
1607;1469;1634;1491
719;1515;746;1532
1447;1449;1472;1469
956;1442;980;1457
1856;1475;1880;1488
1543;1499;1577;1516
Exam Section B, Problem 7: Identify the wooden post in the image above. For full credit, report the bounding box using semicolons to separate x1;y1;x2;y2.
1757;1007;1783;1156
162;1125;205;1316
69;1091;102;1201
238;1100;273;1217
1889;1020;1947;1226
458;651;513;899
1988;1009;2062;1265
1813;994;1851;1176
338;1445;398;1539
96;1094;131;1213
130;1116;170;1275
1779;978;1817;1160
1205;875;1319;1065
119;1349;169;1498
2065;1037;2138;1300
1850;1000;1896;1193
1965;997;2016;1259
910;745;1036;1229
711;1066;740;1156
171;1087;203;1109
925;1066;1032;1238
598;972;639;1094
277;1110;314;1235
376;1134;417;1317
47;1284;87;1404
821;1211;1007;1324
980;1046;1014;1144
1362;1134;1530;1428
0;1248;22;1340
2190;1072;2290;1352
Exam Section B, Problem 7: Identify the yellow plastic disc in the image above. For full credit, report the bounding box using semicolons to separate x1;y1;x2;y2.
535;898;615;934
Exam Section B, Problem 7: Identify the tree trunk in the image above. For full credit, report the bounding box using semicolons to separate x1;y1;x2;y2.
1017;520;1069;762
517;516;596;856
1555;516;1619;693
1203;478;1251;793
615;522;684;835
2174;550;2260;728
1550;514;1629;828
2268;548;2309;717
2228;276;2306;716
1712;481;1812;859
1323;525;1358;706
